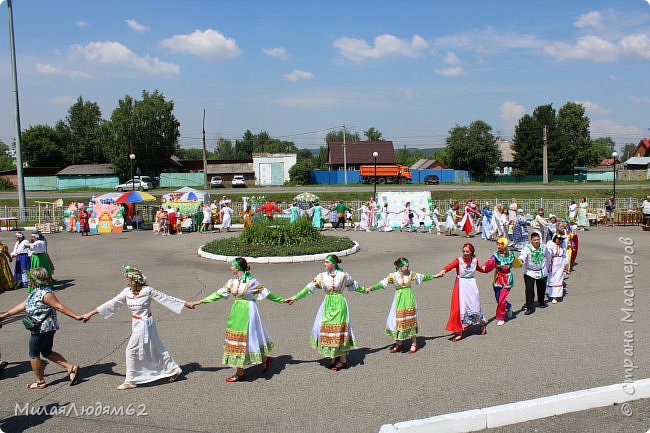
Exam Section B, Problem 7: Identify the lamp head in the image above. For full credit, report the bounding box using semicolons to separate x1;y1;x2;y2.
372;151;379;158
129;153;136;160
611;151;618;159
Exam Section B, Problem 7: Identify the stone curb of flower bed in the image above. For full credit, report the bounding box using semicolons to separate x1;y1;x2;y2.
198;241;360;264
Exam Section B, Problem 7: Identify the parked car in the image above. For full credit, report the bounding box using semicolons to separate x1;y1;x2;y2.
231;175;246;187
115;179;152;192
210;176;224;188
423;174;440;185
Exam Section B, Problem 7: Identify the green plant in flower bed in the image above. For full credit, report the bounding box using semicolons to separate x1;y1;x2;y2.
202;218;355;257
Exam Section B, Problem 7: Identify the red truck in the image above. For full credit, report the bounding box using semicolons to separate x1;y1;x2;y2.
359;165;412;184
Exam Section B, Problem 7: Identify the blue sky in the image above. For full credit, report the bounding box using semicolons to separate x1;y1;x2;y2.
0;0;649;153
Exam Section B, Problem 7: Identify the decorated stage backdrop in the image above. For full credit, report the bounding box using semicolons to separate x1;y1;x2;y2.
375;191;432;229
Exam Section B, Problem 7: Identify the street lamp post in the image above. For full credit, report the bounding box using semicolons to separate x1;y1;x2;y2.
129;153;136;191
612;151;618;224
372;151;379;200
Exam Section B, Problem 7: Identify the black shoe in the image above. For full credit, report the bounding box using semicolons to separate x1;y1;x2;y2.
538;303;547;308
524;309;534;315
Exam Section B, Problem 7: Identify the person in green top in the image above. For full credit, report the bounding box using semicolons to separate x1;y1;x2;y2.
286;254;366;371
188;258;286;382
334;200;352;230
366;257;436;353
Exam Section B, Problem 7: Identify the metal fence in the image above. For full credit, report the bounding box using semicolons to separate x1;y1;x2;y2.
0;197;641;225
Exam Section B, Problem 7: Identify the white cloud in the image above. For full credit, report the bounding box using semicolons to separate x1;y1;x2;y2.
398;87;414;99
631;95;650;104
436;28;546;55
271;91;379;109
500;101;526;127
263;47;288;60
70;41;180;76
283;69;313;82
575;11;603;28
435;66;465;76
36;63;94;79
125;19;151;33
620;33;650;59
543;35;618;62
75;21;89;28
160;29;240;60
333;34;428;61
443;51;461;65
590;119;642;140
51;96;76;105
574;100;609;114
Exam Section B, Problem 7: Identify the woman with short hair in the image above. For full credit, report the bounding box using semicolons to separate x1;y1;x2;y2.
0;268;81;389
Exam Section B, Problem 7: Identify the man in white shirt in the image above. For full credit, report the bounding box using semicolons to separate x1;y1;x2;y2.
519;232;547;315
642;195;650;226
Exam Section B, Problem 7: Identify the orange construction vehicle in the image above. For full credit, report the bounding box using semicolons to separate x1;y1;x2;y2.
359;165;412;184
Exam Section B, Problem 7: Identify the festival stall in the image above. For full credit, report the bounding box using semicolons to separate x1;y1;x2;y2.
161;187;210;231
61;193;125;234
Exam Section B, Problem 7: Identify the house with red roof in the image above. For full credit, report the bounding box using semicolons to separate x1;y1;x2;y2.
633;138;650;158
327;140;396;170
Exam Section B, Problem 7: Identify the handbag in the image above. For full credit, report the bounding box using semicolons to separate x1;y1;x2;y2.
22;309;52;332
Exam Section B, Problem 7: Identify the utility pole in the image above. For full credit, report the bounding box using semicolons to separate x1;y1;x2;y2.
542;125;548;184
6;0;26;217
202;109;208;189
343;124;347;185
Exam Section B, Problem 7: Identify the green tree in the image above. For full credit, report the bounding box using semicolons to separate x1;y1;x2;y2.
214;137;235;160
621;143;636;161
0;139;15;171
591;137;615;162
58;96;106;164
288;160;313;184
105;90;180;179
556;102;594;170
445;120;501;180
296;149;313;161
364;127;384;141
325;129;360;144
395;148;425;166
314;146;328;169
21;124;67;167
176;148;213;160
511;114;543;175
234;130;256;159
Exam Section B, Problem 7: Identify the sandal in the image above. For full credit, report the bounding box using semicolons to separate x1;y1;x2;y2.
117;382;136;390
389;344;403;353
408;344;419;353
261;357;273;373
225;373;245;383
68;365;79;386
27;380;46;389
452;334;464;342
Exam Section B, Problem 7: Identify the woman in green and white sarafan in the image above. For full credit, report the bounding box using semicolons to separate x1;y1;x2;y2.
189;258;285;382
366;257;435;354
286;254;366;371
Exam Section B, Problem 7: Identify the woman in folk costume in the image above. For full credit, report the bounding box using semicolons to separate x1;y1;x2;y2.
545;214;558;242
481;203;493;240
11;232;31;289
28;233;54;284
567;200;577;221
512;209;529;251
81;266;192;389
490;204;507;239
286;201;300;223
366;257;435;353
376;203;390;232
444;202;457;236
367;196;377;228
0;239;15;292
357;203;370;231
240;206;253;230
309;200;325;230
459;201;481;238
328;201;339;229
431;204;442;235
560;220;578;272
480;237;522;326
220;202;233;232
435;243;489;341
286;255;366;371
576;197;589;230
78;205;90;236
545;233;568;303
188;258;285;382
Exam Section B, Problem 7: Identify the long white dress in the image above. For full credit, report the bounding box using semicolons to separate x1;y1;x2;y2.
545;243;567;298
221;206;233;229
97;286;184;385
444;208;456;230
358;205;370;230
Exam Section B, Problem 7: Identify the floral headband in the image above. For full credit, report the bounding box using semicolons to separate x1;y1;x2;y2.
121;265;147;285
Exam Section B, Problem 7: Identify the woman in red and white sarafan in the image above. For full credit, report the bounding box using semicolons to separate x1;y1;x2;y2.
459;201;481;238
435;243;489;342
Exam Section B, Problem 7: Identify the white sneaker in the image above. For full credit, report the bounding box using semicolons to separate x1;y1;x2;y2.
552;299;558;304
496;320;505;326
